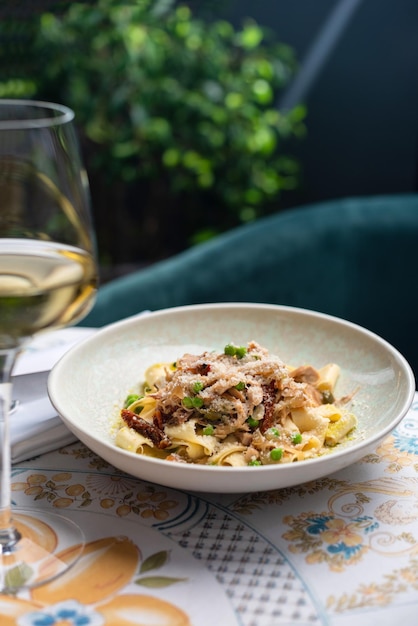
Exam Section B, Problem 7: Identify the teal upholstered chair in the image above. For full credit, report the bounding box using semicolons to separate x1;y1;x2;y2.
81;194;418;376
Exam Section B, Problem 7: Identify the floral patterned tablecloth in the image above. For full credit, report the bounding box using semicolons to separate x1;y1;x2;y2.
3;394;418;626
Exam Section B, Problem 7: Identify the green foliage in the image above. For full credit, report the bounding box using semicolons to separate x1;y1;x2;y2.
1;0;305;265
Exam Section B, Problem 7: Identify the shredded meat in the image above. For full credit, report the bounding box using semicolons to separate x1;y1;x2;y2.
121;409;172;449
152;341;310;435
118;340;354;466
117;341;354;466
259;382;278;433
290;365;320;385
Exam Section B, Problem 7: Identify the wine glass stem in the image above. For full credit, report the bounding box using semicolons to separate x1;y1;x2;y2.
0;348;21;553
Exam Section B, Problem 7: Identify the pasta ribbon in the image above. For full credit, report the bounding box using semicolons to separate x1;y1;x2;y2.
317;363;340;392
217;451;247;467
165;420;217;460
209;438;247;466
144;362;176;392
115;426;154;454
325;411;358;446
290;407;330;438
312;403;344;422
126;396;157;422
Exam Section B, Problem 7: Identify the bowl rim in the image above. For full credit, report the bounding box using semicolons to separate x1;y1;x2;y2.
48;303;416;487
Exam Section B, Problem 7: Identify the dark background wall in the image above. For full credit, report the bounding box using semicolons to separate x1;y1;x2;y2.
221;0;418;209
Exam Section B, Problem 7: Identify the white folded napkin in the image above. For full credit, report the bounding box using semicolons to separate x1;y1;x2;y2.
10;327;97;463
10;397;78;464
9;311;151;463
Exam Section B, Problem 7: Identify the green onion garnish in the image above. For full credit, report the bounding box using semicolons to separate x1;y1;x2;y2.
234;381;246;391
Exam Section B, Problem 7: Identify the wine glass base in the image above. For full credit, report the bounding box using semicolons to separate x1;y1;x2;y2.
0;509;85;593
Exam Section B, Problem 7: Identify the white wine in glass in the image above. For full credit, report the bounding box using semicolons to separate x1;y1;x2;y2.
0;100;98;592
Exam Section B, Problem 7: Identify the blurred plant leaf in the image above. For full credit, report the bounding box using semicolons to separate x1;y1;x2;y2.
0;0;305;265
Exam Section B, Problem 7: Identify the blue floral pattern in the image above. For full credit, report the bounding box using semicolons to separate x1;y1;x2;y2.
17;600;104;626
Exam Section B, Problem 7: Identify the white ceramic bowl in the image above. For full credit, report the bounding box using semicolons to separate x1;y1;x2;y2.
48;303;415;493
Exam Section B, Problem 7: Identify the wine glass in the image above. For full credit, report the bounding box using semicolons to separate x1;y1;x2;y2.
0;100;98;592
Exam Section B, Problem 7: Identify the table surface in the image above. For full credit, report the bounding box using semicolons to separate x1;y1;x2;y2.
3;391;418;625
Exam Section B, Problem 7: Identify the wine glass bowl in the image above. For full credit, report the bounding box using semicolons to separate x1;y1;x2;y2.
0;100;98;592
0;101;97;344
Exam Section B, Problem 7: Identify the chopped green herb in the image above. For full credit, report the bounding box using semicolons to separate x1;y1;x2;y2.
192;381;204;393
234;381;246;391
202;425;214;436
291;432;302;444
270;447;283;461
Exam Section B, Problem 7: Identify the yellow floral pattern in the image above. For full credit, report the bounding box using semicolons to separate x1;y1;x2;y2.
229;413;418;613
0;515;190;626
362;406;418;473
327;557;418;611
7;399;418;623
282;510;375;572
363;434;418;473
12;471;180;520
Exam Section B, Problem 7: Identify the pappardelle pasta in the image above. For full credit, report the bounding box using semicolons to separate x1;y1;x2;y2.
116;341;357;466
